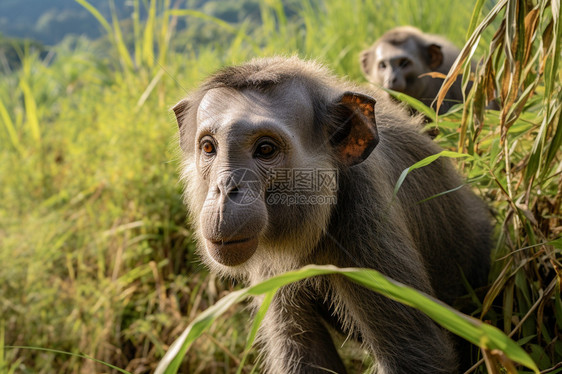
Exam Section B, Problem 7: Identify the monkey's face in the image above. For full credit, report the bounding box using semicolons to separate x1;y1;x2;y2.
183;84;337;274
373;40;424;95
174;74;380;280
360;36;446;108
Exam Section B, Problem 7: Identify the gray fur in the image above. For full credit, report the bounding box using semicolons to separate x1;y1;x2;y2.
360;26;473;114
173;56;491;373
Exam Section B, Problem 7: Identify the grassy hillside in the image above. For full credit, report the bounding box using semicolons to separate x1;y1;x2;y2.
1;0;560;373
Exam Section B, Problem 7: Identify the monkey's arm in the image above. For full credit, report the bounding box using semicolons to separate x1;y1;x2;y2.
257;284;348;374
330;275;458;374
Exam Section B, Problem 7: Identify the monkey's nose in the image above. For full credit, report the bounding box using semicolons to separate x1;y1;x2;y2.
216;178;240;198
214;174;251;205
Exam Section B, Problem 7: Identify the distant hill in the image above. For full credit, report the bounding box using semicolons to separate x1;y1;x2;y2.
0;0;262;46
0;0;113;45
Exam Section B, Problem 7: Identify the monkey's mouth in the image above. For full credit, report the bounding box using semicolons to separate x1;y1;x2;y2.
205;236;259;267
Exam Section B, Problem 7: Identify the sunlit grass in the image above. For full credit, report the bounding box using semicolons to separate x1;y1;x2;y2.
0;0;560;373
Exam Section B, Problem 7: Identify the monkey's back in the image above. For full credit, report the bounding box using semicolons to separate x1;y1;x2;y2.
366;121;491;304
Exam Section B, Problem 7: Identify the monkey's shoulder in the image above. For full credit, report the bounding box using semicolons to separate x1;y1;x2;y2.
366;122;454;180
376;120;438;152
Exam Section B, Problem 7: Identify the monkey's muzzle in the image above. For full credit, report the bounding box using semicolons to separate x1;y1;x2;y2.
205;237;259;266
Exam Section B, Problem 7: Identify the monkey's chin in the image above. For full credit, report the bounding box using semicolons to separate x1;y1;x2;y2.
205;237;259;267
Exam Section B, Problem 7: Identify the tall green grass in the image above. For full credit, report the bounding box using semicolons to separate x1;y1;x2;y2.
155;265;539;374
1;0;560;373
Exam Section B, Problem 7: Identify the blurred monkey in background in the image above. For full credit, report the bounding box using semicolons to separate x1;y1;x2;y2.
360;26;473;114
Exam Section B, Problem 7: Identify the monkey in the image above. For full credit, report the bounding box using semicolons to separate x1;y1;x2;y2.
360;26;473;114
173;56;492;374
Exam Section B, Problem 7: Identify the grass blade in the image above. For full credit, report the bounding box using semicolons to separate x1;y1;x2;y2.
143;0;156;68
416;184;466;204
236;291;274;374
0;97;24;155
544;109;562;171
154;290;249;374
157;0;172;67
393;151;473;199
18;79;40;145
74;0;113;36
4;346;132;374
109;0;134;70
384;87;436;121
167;9;237;34
436;0;508;113
466;0;487;39
525;109;555;181
136;69;164;108
155;265;539;374
132;0;141;66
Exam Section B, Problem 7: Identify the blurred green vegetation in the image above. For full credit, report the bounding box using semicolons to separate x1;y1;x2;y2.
0;36;47;72
0;0;560;373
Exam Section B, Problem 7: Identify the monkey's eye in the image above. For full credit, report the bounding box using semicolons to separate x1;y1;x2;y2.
200;138;216;155
254;141;277;159
399;59;411;68
378;61;387;69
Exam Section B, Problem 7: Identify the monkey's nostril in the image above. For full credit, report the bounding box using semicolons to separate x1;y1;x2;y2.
216;180;238;196
215;181;245;203
227;185;240;196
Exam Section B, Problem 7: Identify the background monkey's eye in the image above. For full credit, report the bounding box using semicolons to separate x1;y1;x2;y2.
254;142;277;159
378;61;387;69
201;139;216;155
399;58;411;68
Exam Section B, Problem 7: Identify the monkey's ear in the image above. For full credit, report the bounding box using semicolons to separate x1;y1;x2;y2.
359;49;374;75
427;44;444;70
172;98;190;129
329;92;379;166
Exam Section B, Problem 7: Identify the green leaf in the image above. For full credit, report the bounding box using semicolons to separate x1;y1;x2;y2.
0;96;24;155
142;0;156;68
19;79;40;145
155;291;247;374
4;346;132;374
155;265;539;374
74;0;113;36
384;88;436;121
236;291;275;374
544;111;562;172
393;151;473;199
466;0;487;39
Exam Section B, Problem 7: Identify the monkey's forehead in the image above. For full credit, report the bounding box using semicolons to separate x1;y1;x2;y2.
375;39;417;60
196;86;315;128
